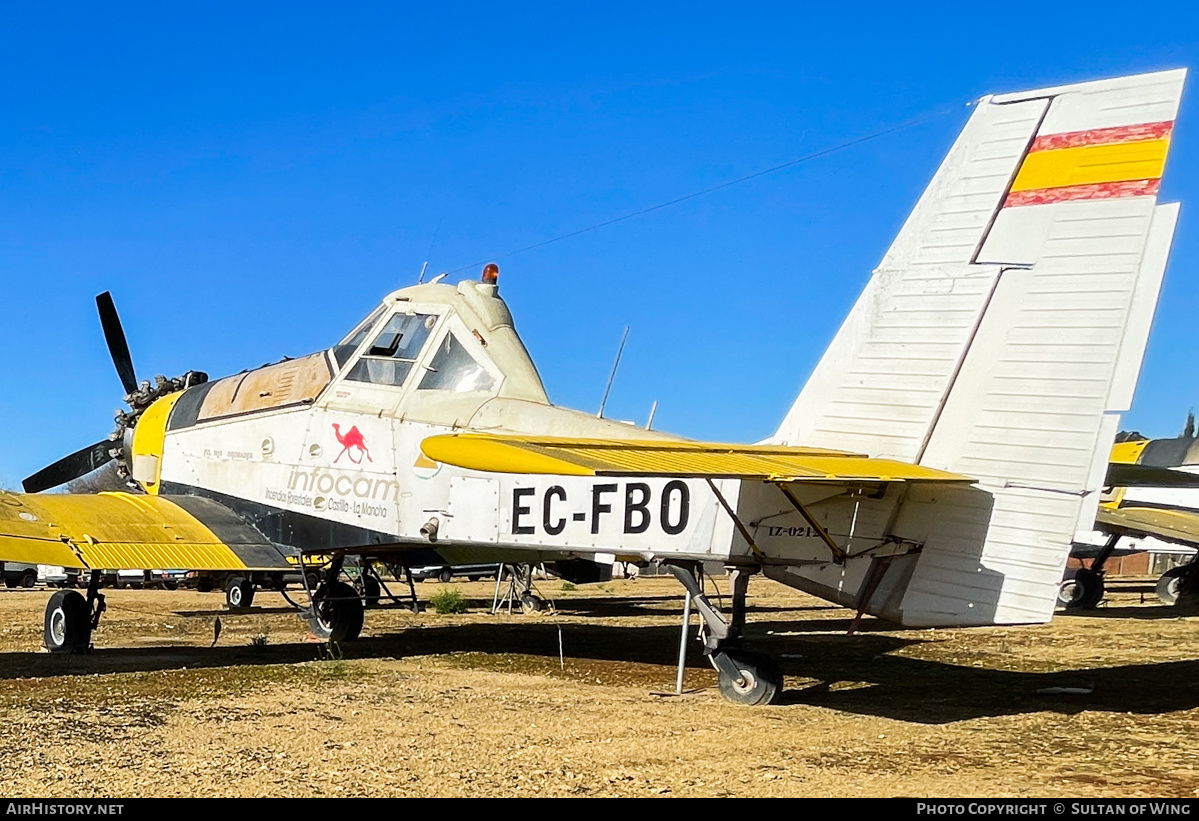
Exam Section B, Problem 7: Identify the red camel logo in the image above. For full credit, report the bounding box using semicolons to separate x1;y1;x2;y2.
332;423;373;465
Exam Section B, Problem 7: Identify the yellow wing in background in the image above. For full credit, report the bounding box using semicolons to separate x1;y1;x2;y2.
421;434;974;484
0;491;289;571
1096;505;1199;548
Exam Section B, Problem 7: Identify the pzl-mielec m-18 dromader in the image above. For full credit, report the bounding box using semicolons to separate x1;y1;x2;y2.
1;69;1186;705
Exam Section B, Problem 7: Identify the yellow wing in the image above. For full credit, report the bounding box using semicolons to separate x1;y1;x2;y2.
420;434;973;484
0;491;289;571
1095;505;1199;549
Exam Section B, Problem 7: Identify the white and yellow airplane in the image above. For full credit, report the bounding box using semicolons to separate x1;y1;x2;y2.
0;69;1186;705
1060;429;1199;609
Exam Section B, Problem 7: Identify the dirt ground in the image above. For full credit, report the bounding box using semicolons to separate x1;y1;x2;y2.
0;574;1196;797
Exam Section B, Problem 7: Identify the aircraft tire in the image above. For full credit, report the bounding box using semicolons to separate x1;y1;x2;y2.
1156;567;1188;605
1175;566;1199;610
715;650;782;706
1059;569;1104;610
520;594;544;614
309;581;364;643
226;577;255;609
44;590;91;654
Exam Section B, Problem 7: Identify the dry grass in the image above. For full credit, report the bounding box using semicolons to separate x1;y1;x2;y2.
0;577;1195;796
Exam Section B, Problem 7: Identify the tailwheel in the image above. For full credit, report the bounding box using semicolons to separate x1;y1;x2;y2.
225;576;255;609
308;581;364;643
713;650;782;707
44;590;92;654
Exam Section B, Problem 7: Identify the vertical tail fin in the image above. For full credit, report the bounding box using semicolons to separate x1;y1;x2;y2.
771;70;1184;625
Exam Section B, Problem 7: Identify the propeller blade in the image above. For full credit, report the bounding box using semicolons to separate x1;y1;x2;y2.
21;440;116;493
96;291;138;396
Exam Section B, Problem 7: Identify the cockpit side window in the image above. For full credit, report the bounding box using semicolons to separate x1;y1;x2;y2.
333;305;386;369
418;332;497;393
345;312;438;387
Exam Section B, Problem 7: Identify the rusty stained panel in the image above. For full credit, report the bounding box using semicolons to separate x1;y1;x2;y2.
198;352;333;421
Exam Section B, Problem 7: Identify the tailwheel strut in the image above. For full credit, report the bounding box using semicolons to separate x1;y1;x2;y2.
665;563;782;706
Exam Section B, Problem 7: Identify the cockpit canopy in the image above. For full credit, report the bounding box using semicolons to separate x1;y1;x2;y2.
334;307;495;394
325;278;548;410
167;276;548;431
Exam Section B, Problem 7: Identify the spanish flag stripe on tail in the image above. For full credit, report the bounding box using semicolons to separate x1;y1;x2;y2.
1004;120;1174;207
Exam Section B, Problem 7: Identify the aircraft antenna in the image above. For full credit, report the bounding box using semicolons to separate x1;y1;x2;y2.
439;102;962;277
417;219;444;284
597;326;630;419
646;400;658;430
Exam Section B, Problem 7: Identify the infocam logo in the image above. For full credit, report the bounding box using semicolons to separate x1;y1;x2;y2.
287;465;399;502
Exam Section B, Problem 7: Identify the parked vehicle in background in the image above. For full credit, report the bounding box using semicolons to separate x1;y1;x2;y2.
2;562;38;588
0;563;81;589
409;563;502;583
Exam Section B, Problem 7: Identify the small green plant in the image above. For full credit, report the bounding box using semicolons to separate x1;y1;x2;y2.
429;586;469;615
560;581;577;592
314;640;350;677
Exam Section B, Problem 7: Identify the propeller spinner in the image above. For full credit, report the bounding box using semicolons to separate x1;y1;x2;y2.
21;293;206;493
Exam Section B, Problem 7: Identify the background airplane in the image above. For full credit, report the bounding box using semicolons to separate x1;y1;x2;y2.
1061;420;1199;609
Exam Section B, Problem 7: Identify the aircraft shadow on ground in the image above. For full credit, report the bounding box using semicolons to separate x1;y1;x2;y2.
2;618;1196;724
520;595;833;619
1056;604;1198;620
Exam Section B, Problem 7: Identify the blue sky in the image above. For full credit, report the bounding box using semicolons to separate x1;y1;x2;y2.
3;3;1199;487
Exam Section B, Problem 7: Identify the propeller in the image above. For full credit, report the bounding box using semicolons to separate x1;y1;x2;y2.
20;292;207;493
22;439;120;494
96;291;138;396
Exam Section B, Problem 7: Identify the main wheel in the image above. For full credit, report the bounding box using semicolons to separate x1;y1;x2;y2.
714;650;782;706
225;576;255;608
520;593;544;614
1058;568;1105;610
308;581;365;643
44;590;92;654
1157;566;1189;605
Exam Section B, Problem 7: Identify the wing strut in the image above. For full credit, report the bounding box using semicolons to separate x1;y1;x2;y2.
704;479;766;563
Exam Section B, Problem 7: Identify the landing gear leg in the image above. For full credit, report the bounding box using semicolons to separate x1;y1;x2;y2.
305;556;364;643
664;563;781;706
1059;534;1117;610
